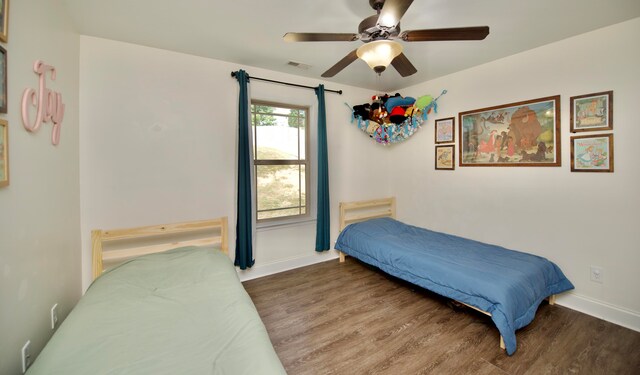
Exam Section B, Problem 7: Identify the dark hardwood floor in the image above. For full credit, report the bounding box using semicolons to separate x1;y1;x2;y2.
243;258;640;375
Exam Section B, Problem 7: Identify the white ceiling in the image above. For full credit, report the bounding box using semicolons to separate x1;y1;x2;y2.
62;0;640;92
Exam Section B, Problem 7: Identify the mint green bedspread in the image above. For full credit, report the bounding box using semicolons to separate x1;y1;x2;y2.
28;247;286;375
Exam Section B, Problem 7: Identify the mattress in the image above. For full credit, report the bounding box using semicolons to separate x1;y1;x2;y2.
334;217;574;355
28;246;286;375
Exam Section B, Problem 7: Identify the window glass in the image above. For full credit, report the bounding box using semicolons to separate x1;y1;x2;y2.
252;102;309;222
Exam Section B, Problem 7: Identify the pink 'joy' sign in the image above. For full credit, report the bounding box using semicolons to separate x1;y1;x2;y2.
21;60;65;145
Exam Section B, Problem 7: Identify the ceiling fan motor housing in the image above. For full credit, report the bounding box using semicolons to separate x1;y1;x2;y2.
359;14;400;42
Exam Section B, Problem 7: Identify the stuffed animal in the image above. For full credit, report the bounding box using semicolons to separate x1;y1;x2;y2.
385;95;416;113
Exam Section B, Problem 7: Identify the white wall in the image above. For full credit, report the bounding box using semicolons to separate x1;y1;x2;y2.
79;36;392;290
0;1;80;374
392;18;640;329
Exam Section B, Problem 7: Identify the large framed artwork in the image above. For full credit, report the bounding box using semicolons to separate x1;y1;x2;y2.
459;95;561;167
0;0;8;43
0;119;8;187
570;91;613;133
570;134;613;173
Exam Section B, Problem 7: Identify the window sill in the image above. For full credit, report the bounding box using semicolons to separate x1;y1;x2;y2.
256;217;317;232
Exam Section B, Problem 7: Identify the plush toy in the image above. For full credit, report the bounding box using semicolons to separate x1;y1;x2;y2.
385;95;416;113
415;95;433;110
389;106;408;124
352;103;371;120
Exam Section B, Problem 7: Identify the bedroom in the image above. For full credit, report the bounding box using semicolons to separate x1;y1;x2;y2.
0;0;639;374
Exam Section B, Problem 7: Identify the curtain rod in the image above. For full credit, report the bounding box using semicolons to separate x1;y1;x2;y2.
230;71;343;95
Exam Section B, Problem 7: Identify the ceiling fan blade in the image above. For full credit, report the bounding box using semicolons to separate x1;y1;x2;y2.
377;0;414;28
284;32;359;42
391;53;417;77
401;26;490;42
321;49;359;77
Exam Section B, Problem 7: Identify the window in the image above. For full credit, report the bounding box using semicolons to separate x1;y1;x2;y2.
251;101;309;222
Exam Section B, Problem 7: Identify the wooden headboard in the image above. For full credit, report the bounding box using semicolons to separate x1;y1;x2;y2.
91;217;228;281
339;197;396;231
337;197;396;262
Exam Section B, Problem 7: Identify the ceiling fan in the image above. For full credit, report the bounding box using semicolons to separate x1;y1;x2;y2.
283;0;489;78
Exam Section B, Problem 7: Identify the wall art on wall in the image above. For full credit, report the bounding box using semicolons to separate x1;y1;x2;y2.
435;145;455;170
570;133;613;172
570;90;613;133
435;117;455;144
0;45;6;113
459;95;561;167
0;119;8;187
0;0;8;43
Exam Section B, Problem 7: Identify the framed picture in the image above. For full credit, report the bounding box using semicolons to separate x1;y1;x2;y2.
0;0;8;43
0;45;6;113
435;117;455;144
570;90;613;132
435;145;455;170
0;119;8;187
570;134;613;172
459;95;561;167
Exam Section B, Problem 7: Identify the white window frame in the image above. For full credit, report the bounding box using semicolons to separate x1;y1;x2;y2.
251;100;311;226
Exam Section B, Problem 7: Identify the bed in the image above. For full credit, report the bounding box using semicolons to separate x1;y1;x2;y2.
334;198;574;355
28;217;286;375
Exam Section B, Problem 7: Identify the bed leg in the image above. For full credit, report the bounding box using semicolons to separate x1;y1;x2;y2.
499;336;506;350
339;251;346;263
548;294;557;305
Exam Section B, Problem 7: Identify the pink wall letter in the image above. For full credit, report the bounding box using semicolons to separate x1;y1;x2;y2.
21;60;65;145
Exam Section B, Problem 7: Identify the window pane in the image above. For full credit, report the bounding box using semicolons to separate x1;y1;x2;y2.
255;126;299;160
298;120;306;160
252;105;307;161
256;164;304;217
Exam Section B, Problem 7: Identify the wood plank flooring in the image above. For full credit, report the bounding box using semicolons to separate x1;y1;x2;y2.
243;258;640;375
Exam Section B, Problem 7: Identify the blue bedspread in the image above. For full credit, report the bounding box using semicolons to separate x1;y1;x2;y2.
334;218;574;355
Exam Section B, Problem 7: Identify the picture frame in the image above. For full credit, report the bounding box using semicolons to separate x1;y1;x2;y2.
435;117;455;144
570;134;613;173
0;0;8;43
0;119;8;187
435;145;455;170
570;91;613;133
459;95;561;167
0;45;6;113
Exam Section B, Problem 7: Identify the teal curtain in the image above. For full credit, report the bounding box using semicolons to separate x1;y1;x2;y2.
234;70;255;269
315;85;330;251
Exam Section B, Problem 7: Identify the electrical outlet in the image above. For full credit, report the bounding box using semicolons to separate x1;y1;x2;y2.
51;303;59;329
21;340;32;373
590;266;604;284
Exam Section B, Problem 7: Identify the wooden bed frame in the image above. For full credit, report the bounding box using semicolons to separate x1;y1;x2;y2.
337;197;556;351
92;217;228;281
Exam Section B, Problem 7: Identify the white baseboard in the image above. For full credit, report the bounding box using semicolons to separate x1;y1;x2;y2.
237;250;339;282
556;292;640;332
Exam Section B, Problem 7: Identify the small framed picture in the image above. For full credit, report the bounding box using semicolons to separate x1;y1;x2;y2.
435;145;455;170
0;45;6;113
435;117;455;144
570;134;613;173
0;0;8;43
0;119;8;187
570;91;613;133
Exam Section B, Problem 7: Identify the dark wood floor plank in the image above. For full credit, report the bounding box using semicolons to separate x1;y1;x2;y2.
244;258;640;375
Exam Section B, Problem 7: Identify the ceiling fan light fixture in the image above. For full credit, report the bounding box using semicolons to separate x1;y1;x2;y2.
356;40;403;75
